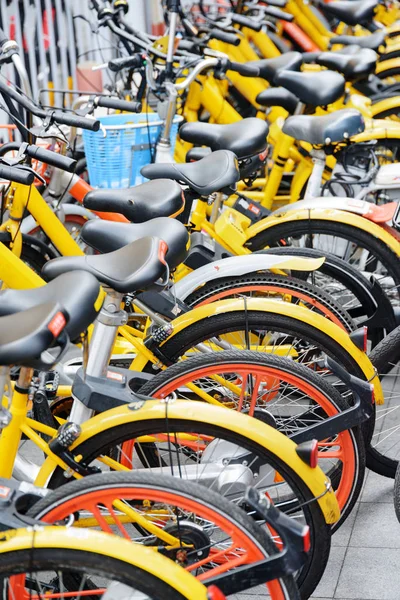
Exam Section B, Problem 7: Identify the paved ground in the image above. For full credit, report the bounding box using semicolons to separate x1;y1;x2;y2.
233;470;396;600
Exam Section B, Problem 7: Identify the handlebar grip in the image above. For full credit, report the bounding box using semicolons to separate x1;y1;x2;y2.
26;146;77;173
263;6;294;21
108;54;144;73
228;61;260;77
231;14;262;32
0;165;34;185
209;29;240;46
51;110;101;131
96;96;142;113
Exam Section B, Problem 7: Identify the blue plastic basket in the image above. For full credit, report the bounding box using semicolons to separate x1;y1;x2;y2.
82;112;183;189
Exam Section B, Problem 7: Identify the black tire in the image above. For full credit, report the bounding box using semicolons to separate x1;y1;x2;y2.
394;461;400;522
185;273;355;332
367;325;400;477
28;470;299;599
247;219;400;308
0;548;188;600
140;350;365;532
48;416;330;600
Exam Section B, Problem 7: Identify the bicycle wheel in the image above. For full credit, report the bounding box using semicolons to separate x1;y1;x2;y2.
48;407;331;600
247;220;400;307
151;307;376;444
28;471;299;599
184;272;355;331
0;529;203;599
261;248;396;345
140;350;365;531
394;461;400;522
367;325;400;477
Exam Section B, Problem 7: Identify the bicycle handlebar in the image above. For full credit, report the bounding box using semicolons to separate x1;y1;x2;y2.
0;79;100;131
0;164;34;185
95;96;142;113
231;13;262;32
26;145;77;173
107;53;145;73
208;29;241;46
227;60;260;77
263;6;294;22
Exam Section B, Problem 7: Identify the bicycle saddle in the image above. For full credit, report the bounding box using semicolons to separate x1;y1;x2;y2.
321;0;378;26
315;49;377;82
256;87;299;115
81;217;189;270
0;303;67;367
0;272;101;341
42;237;168;294
282;108;365;146
330;30;385;53
141;150;240;196
245;52;303;84
178;119;268;160
84;179;183;223
274;70;345;107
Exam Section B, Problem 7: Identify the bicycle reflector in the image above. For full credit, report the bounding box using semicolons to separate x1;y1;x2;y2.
296;439;318;468
207;586;226;600
302;525;311;553
349;325;368;353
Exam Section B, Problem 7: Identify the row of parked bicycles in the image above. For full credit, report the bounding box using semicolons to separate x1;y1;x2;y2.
1;0;400;597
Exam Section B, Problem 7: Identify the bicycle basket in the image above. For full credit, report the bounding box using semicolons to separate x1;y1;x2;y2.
82;112;183;189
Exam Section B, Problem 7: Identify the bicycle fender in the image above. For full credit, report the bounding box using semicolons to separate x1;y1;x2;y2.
268;196;396;223
57;400;340;525
0;526;209;599
246;207;400;261
160;297;383;404
172;254;325;301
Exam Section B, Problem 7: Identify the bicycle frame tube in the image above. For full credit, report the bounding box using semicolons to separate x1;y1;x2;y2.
4;183;84;257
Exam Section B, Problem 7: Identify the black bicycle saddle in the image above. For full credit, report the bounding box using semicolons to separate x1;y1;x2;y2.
178;119;268;159
0;302;68;368
141;150;240;196
315;49;377;82
321;0;378;26
282;108;365;146
0;272;101;341
247;52;303;84
330;30;385;53
84;179;184;223
274;70;345;107
42;237;168;294
256;87;299;115
81;217;189;270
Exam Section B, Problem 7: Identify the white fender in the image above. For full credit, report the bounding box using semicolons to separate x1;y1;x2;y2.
21;204;97;235
172;253;325;301
272;196;374;218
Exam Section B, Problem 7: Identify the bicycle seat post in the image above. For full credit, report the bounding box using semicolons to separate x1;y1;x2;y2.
304;149;327;199
69;289;128;424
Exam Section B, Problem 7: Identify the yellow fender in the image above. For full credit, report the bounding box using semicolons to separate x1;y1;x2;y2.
370;96;400;118
375;56;400;76
0;526;208;599
159;296;382;404
37;400;340;524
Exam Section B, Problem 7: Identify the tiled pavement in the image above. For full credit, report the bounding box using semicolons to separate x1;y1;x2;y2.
234;470;397;600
